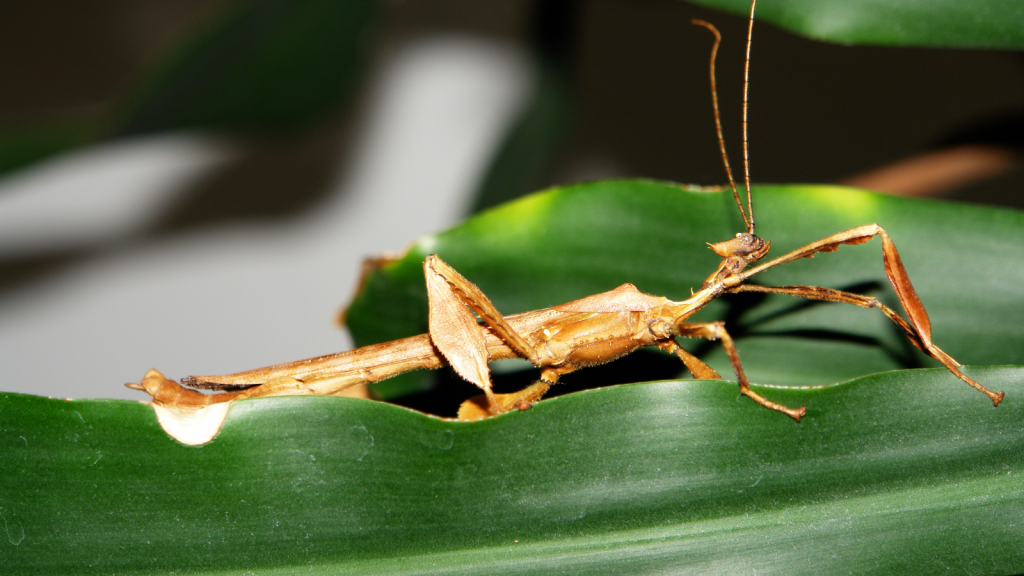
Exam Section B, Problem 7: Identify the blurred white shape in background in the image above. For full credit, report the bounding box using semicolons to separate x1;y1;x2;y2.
0;135;235;257
0;36;533;399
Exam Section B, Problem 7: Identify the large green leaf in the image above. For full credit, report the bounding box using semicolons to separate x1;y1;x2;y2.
346;181;1024;398
685;0;1024;49
1;367;1022;574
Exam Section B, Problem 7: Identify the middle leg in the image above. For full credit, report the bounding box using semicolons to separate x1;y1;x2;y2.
457;366;568;421
674;322;807;421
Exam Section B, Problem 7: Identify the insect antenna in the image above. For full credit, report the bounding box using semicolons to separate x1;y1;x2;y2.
691;18;749;233
741;0;757;234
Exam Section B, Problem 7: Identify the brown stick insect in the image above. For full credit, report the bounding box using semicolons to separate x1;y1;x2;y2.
130;0;1003;441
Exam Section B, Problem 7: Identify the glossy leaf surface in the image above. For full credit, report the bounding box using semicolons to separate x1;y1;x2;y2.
1;367;1022;574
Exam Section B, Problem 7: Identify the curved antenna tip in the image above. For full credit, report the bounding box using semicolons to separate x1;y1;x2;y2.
691;18;750;233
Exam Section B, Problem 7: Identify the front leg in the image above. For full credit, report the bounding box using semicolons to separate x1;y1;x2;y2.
735;225;1004;406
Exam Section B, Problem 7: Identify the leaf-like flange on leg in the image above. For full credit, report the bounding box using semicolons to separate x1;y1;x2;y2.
880;232;1004;405
880;231;933;348
425;255;538;361
424;255;494;399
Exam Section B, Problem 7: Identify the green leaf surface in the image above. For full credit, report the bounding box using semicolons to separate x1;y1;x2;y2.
685;0;1024;49
346;181;1024;397
1;367;1022;574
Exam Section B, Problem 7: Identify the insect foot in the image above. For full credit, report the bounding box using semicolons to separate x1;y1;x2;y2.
457;380;553;421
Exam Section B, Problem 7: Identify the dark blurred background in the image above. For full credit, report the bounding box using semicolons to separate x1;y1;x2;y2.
1;0;1022;400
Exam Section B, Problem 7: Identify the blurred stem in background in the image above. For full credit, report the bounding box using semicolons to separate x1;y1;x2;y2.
843;110;1024;198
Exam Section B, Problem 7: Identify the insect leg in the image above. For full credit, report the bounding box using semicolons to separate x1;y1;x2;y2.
425;255;539;359
728;283;1004;404
674;322;807;421
657;340;722;380
425;254;548;415
457;367;565;421
736;224;1004;405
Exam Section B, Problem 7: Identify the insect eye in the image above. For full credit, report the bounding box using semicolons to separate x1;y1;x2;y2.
737;233;753;244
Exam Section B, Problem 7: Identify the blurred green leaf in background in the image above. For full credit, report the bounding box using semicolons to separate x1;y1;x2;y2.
0;0;378;175
117;0;377;136
687;0;1024;48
